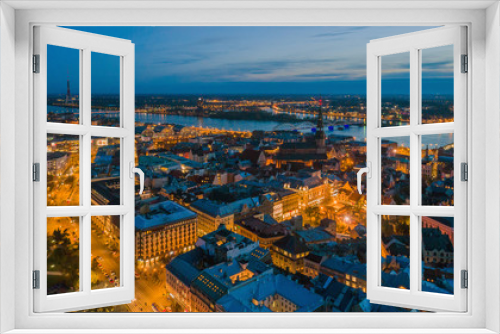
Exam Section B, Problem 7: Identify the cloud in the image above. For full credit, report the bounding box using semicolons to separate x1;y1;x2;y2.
312;27;367;39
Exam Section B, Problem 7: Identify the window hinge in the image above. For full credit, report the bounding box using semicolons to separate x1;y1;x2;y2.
461;162;468;181
33;270;40;289
33;54;40;73
461;270;468;289
461;54;468;73
33;163;40;182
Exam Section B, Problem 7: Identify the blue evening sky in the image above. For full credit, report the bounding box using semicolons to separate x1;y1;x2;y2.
48;26;453;95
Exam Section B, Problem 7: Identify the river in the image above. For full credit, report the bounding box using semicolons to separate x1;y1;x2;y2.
47;105;453;147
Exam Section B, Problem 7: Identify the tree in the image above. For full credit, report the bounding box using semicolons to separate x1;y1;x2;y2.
91;257;99;271
47;227;80;293
304;206;321;225
140;204;151;218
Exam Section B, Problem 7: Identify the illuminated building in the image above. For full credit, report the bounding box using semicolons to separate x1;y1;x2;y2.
190;197;260;237
135;200;197;265
320;257;367;292
280;170;332;210
270;234;309;274
233;214;287;249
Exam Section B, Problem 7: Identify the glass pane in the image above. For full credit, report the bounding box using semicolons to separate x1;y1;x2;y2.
91;137;121;205
47;217;80;295
421;134;454;206
47;134;80;206
422;216;454;294
47;45;80;124
381;215;410;290
421;45;454;124
91;52;120;127
381;137;410;205
381;52;410;127
91;216;120;290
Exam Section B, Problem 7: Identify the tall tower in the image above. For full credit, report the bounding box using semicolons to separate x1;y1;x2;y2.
65;79;71;104
197;97;204;113
315;97;326;149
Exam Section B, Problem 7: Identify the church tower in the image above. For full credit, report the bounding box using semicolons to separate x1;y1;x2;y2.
315;97;326;150
65;79;71;104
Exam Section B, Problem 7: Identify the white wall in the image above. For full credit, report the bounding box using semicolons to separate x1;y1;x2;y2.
485;2;500;333
0;2;16;333
8;5;495;332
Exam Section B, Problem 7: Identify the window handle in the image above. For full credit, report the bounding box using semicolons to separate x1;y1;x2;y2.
130;162;144;194
357;162;371;195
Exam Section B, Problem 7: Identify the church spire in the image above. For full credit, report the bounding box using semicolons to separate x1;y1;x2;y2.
317;96;324;131
315;96;326;149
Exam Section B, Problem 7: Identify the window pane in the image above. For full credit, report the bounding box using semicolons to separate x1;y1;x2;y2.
381;137;410;205
381;215;410;290
91;52;120;127
422;216;454;294
91;216;121;290
421;45;454;124
381;52;410;127
47;134;80;206
47;217;80;295
421;134;454;206
91;137;121;205
47;45;80;124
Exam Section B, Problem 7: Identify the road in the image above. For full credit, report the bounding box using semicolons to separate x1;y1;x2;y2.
90;220;120;290
47;151;79;207
47;144;186;312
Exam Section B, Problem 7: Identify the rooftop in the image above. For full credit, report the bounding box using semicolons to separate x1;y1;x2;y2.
165;256;201;287
135;200;197;231
272;234;309;255
216;274;324;312
191;197;260;218
296;228;335;244
321;257;367;281
235;216;286;238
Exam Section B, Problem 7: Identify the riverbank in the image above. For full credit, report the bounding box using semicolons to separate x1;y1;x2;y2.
209;110;302;123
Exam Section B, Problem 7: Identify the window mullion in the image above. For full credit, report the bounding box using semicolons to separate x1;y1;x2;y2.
81;48;92;295
80;214;90;294
409;47;420;294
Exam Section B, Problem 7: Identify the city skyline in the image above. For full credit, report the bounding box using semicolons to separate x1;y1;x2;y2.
48;26;453;95
44;27;456;313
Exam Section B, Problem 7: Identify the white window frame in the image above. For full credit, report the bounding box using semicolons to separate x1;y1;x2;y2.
32;26;136;312
1;1;499;333
365;26;467;312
